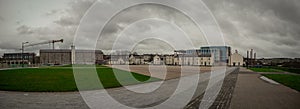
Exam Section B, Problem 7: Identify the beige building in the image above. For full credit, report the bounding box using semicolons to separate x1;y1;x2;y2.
109;55;129;65
40;49;103;65
143;54;153;64
174;56;180;65
229;50;244;66
164;55;174;65
129;55;144;65
153;55;162;65
177;55;214;66
198;56;214;66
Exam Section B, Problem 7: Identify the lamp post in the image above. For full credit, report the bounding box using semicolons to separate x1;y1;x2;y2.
22;42;29;67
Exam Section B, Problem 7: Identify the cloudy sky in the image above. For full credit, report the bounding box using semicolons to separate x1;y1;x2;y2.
0;0;299;58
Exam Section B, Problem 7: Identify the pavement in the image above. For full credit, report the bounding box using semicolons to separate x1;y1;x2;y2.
229;67;300;109
0;91;89;109
106;65;225;80
184;67;239;109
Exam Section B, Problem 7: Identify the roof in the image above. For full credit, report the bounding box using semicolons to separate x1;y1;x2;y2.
3;52;35;55
40;49;103;54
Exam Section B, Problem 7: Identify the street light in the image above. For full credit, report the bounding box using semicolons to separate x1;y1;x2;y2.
22;42;29;67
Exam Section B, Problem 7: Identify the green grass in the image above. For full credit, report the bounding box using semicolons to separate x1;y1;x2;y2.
250;67;300;74
262;74;300;91
48;64;108;68
269;67;300;74
249;67;284;72
0;67;160;92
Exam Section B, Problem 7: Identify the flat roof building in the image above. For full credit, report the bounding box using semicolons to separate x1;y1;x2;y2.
40;48;104;65
2;52;36;67
200;46;231;63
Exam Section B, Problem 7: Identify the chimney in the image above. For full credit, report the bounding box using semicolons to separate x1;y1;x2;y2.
247;50;249;68
71;45;75;64
250;49;253;60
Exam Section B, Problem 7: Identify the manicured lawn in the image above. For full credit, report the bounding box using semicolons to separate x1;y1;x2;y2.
270;67;300;74
70;64;108;67
249;67;283;72
0;67;160;92
250;67;300;74
262;74;300;91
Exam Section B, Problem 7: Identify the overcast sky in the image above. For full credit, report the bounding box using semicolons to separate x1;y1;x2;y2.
0;0;299;58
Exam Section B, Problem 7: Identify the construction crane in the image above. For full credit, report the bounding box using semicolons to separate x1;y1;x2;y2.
24;39;63;49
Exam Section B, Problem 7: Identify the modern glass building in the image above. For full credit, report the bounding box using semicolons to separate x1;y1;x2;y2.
199;46;231;63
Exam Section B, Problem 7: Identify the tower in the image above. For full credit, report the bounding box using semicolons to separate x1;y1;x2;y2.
71;45;75;64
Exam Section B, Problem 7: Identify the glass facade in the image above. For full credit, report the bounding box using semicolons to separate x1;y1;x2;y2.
200;46;231;62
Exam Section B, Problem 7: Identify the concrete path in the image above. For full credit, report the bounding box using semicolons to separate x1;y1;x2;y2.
0;91;89;109
229;67;300;109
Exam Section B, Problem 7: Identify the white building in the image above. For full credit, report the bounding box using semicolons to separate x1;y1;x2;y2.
129;55;144;65
229;50;244;66
153;55;162;65
164;55;174;65
177;55;214;66
109;55;129;65
199;56;214;66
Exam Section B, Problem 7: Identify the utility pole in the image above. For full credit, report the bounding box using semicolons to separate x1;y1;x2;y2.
21;42;29;67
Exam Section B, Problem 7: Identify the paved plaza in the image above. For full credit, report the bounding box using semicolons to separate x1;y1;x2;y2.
229;68;300;109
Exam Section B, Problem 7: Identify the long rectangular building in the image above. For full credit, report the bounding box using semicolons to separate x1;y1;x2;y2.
40;49;104;65
2;53;36;65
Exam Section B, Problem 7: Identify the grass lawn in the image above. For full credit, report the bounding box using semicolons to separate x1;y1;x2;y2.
249;67;284;72
44;64;108;68
270;67;300;74
262;74;300;92
0;67;160;92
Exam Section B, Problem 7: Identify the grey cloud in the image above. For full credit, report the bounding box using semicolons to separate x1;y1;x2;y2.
96;3;207;51
53;0;96;27
16;25;34;35
4;0;96;54
45;10;59;16
1;0;299;58
203;0;300;58
0;40;20;50
54;16;78;26
0;16;4;22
